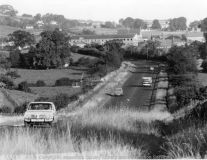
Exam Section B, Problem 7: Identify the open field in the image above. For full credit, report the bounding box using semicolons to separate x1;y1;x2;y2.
71;52;95;62
31;86;82;97
14;68;87;86
198;73;207;86
2;89;37;106
0;25;20;38
0;25;42;38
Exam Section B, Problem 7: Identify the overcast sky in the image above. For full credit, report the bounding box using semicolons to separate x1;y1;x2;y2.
1;0;207;23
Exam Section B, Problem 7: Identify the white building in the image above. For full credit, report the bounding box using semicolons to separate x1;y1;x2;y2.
69;33;144;48
186;32;205;43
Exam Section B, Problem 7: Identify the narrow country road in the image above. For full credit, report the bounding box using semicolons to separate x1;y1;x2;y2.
104;60;159;110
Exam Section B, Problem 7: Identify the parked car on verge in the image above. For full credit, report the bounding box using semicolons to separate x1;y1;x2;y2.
24;102;56;127
142;77;152;87
106;87;124;96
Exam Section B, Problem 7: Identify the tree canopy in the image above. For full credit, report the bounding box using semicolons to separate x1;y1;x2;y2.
151;19;161;30
168;17;187;31
166;46;197;74
201;18;207;32
0;4;18;16
33;28;71;69
119;17;147;29
7;30;35;50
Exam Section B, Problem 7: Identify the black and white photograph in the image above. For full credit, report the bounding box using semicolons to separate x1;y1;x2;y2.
0;0;207;159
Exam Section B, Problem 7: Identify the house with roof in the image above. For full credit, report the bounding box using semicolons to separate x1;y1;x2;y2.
186;32;205;43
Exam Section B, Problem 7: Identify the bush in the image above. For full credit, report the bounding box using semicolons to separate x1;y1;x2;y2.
87;64;107;77
174;86;198;109
35;97;50;102
55;77;74;86
201;59;207;72
0;74;15;89
14;102;28;114
51;93;70;110
0;106;12;113
35;93;79;111
35;80;46;87
17;81;31;92
5;71;20;79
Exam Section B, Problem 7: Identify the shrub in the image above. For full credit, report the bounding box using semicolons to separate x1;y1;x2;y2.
0;74;15;89
5;71;20;79
201;59;207;72
55;77;73;86
69;94;78;101
168;102;179;113
174;86;198;109
35;80;46;87
14;102;28;114
35;97;50;102
17;81;31;93
0;106;12;113
51;93;70;110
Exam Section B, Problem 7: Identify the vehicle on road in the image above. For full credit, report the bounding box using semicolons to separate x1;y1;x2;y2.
150;66;154;71
106;87;124;96
24;102;56;127
142;77;152;87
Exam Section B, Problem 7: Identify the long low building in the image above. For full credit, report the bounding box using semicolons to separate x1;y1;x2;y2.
69;34;144;47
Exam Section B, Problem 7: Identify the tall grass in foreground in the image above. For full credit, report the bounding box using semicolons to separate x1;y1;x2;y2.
0;125;142;159
164;125;207;159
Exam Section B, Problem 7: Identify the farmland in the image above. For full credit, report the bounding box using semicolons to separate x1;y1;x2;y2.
0;25;20;38
13;68;86;86
198;72;207;86
30;86;82;97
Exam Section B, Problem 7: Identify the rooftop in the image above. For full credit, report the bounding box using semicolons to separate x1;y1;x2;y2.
70;34;135;40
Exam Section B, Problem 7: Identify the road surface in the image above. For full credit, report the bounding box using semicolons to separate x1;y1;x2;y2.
104;60;158;110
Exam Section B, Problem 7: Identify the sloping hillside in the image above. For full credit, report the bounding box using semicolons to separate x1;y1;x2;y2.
0;88;37;112
0;25;20;37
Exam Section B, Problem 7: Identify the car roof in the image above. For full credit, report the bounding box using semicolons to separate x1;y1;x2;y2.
29;102;55;105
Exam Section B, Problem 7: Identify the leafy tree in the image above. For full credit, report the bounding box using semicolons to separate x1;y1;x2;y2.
122;17;134;28
189;41;206;59
0;55;10;70
7;30;35;50
140;40;161;58
101;21;115;28
168;17;187;31
201;59;207;72
33;28;71;69
151;19;161;29
133;18;146;29
189;20;201;31
0;5;18;16
201;18;207;32
9;49;21;67
166;46;198;74
34;13;41;22
22;14;33;18
104;40;124;68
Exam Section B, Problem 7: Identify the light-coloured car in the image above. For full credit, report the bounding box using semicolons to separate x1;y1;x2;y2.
106;87;124;96
142;77;152;87
150;66;154;71
24;102;56;127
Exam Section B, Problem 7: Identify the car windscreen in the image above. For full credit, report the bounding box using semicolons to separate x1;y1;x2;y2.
28;103;52;110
